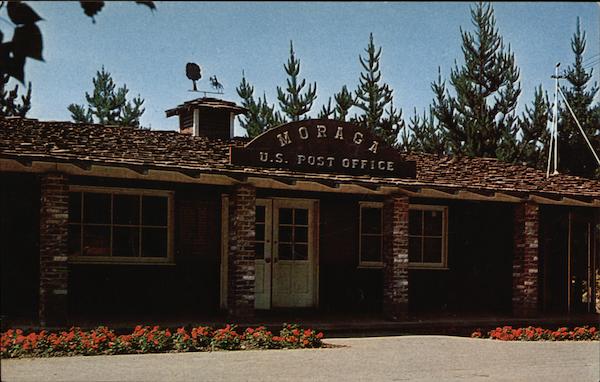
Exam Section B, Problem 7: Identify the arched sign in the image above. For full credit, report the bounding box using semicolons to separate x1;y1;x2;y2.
230;119;416;178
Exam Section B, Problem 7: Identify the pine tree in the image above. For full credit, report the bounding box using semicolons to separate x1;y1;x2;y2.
556;18;600;179
276;41;317;122
431;2;521;160
237;72;262;137
0;74;32;117
333;85;354;121
236;72;282;137
68;67;145;127
406;107;448;154
515;86;551;168
318;97;334;119
354;33;401;145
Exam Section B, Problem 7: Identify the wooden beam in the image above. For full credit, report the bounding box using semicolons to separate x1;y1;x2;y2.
15;157;33;167
272;177;297;186
313;178;339;189
224;173;248;183
72;161;92;171
1;157;598;205
355;182;380;191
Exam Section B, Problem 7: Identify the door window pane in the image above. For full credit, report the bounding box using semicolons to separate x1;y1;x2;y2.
83;193;111;224
295;226;308;243
279;243;292;260
279;208;293;225
295;209;308;225
256;206;265;223
114;195;140;225
255;242;265;259
294;243;308;260
279;226;292;243
255;223;265;241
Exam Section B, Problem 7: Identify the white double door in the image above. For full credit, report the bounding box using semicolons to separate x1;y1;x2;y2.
254;199;316;309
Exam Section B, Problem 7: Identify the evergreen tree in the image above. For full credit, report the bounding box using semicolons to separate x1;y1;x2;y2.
318;97;334;119
276;41;317;121
515;86;551;168
431;2;521;160
406;107;448;154
333;85;354;121
556;18;600;179
236;72;282;137
354;33;401;145
68;67;145;127
0;74;31;117
237;72;262;137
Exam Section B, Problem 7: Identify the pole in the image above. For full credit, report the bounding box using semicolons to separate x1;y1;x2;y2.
552;64;560;175
547;63;561;178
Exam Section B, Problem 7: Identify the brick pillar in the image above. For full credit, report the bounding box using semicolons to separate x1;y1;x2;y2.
512;202;539;317
39;173;69;326
382;194;409;320
227;183;256;318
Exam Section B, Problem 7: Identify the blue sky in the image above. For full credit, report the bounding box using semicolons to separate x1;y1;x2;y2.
6;1;600;136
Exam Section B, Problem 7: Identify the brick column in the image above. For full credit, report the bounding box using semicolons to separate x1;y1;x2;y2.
227;183;256;318
39;173;69;326
382;194;409;320
512;202;539;317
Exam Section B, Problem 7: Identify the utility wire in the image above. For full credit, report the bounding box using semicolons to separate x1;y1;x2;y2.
582;52;600;63
583;59;599;69
557;86;600;167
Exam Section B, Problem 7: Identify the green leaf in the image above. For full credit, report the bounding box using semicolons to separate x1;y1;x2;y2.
13;23;44;61
7;1;43;25
4;55;26;84
80;1;105;22
135;1;156;11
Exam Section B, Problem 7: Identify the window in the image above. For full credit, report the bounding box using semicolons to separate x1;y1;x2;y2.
409;205;447;268
68;187;173;263
277;207;309;261
359;202;383;267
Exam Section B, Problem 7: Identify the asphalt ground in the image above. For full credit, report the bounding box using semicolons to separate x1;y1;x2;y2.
2;335;599;382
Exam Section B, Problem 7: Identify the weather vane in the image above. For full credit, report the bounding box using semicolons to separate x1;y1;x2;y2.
185;62;224;96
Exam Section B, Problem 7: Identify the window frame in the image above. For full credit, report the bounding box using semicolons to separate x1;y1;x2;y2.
358;201;384;268
68;185;174;265
408;204;448;270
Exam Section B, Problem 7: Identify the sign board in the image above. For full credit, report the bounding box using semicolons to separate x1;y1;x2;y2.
230;119;416;178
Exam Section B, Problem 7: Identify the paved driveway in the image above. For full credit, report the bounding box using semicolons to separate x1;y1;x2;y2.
2;336;599;382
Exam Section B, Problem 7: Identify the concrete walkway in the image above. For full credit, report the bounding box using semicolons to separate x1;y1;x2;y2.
2;336;599;382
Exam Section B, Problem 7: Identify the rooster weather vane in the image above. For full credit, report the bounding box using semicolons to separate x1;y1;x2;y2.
185;62;224;95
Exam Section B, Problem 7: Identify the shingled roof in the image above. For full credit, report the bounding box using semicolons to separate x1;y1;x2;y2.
165;97;247;117
1;118;598;202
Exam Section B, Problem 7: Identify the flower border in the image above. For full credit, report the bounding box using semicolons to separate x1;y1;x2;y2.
471;326;599;341
1;323;324;358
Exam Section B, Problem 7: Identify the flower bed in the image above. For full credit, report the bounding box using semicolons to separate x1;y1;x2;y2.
471;326;599;341
1;324;324;358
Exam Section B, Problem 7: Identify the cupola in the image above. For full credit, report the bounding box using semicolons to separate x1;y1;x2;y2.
165;97;247;140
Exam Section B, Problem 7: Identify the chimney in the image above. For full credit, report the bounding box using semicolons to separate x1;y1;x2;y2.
165;97;247;140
